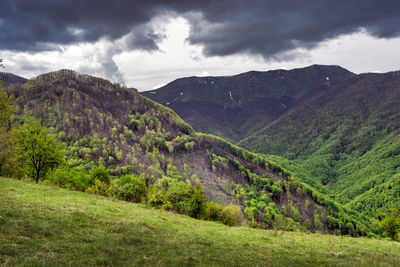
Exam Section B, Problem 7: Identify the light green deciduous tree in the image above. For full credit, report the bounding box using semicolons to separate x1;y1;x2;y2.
16;118;65;183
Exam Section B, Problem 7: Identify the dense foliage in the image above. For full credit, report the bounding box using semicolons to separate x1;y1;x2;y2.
0;81;15;175
240;72;400;219
379;207;400;241
15;118;65;183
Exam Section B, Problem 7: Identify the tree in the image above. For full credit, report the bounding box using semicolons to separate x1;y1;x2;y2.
0;81;14;128
89;166;110;185
380;208;400;241
15;118;65;183
0;77;16;175
220;204;242;226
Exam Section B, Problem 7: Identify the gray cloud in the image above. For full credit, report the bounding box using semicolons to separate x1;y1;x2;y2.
185;0;400;59
1;0;400;60
123;24;166;51
76;43;126;85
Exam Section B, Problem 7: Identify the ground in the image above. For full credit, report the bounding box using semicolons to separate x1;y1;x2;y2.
1;177;399;266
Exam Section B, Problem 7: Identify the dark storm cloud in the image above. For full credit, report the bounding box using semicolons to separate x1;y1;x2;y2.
185;0;400;58
1;0;400;58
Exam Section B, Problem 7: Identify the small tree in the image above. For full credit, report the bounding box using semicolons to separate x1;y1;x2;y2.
114;175;147;202
89;166;111;185
220;204;242;226
0;79;16;175
16;118;64;183
380;208;400;241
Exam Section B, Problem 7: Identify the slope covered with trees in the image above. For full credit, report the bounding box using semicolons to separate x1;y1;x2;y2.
1;69;376;236
239;71;400;219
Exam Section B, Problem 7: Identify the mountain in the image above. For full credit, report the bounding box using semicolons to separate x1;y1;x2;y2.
0;72;28;86
142;65;354;142
2;69;374;235
239;71;400;219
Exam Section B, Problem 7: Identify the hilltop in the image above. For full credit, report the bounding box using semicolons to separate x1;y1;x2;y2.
0;72;27;86
2;69;374;235
142;65;354;142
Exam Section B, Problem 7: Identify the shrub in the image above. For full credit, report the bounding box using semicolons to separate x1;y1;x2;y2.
147;186;166;208
86;179;112;196
263;208;275;227
244;206;258;220
113;175;147;202
202;201;223;221
379;208;400;241
47;166;91;191
184;141;194;151
165;181;204;217
220;204;242;226
89;166;110;185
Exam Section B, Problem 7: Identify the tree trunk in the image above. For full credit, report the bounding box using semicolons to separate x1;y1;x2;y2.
36;170;40;184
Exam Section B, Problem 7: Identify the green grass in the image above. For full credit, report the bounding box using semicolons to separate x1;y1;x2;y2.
1;177;399;266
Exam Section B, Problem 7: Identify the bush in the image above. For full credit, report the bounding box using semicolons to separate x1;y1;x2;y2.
47;166;91;191
86;179;112;196
165;181;204;217
202;201;223;221
379;208;400;241
89;166;110;185
220;204;242;226
147;186;166;208
113;175;147;202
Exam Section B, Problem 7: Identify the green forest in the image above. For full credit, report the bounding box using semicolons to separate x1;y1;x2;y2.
1;68;400;266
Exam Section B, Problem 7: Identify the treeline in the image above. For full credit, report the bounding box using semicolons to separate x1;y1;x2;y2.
47;165;243;226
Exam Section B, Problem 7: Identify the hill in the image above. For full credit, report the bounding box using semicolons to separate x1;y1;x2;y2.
3;69;374;235
142;65;354;142
1;177;399;266
239;71;400;219
0;72;27;86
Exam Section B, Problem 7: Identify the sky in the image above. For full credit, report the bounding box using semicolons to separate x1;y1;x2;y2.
1;0;400;91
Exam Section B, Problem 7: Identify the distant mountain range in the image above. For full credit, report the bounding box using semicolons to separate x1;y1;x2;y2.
142;65;400;219
143;65;354;142
0;72;27;86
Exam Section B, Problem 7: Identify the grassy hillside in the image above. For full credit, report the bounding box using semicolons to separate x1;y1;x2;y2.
2;70;377;235
143;65;353;142
1;177;399;266
239;71;400;219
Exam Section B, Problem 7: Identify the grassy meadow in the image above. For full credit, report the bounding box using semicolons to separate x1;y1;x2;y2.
0;176;399;266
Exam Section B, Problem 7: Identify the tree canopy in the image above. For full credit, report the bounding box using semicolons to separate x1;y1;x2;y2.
15;118;65;183
0;77;16;175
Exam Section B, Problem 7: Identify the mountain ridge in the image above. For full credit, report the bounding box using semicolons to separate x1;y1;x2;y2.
142;64;354;142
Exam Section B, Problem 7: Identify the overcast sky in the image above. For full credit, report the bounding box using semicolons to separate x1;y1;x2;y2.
1;0;400;91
